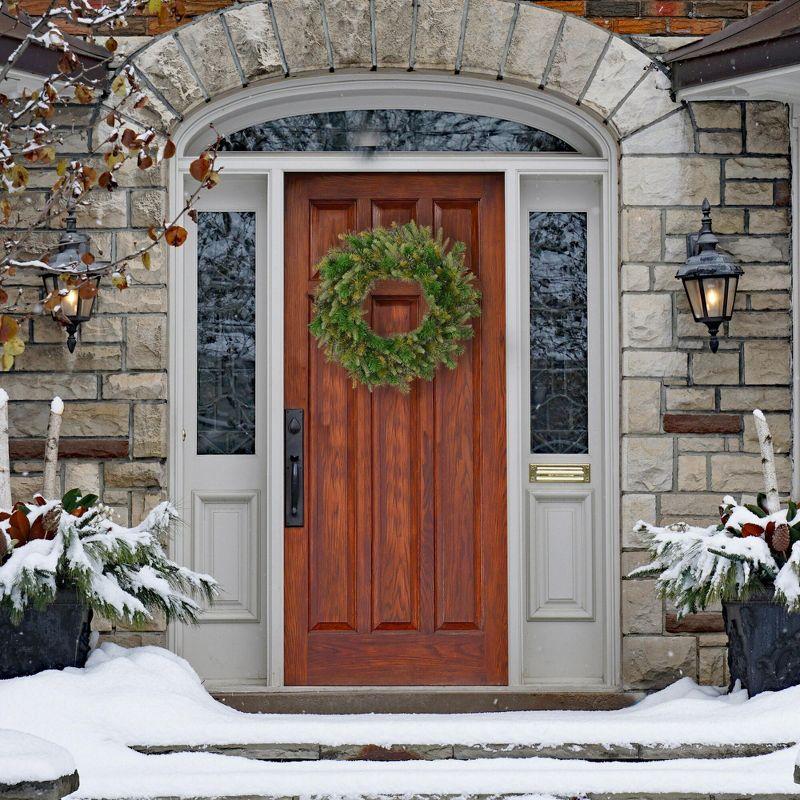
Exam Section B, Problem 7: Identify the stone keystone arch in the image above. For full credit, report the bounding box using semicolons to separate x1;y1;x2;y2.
101;0;683;144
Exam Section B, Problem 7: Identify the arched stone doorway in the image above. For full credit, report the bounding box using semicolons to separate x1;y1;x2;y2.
99;0;698;692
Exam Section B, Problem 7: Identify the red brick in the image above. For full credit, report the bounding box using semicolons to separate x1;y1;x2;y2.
612;16;669;32
643;0;690;14
663;413;742;434
668;17;726;32
694;0;748;16
536;0;587;12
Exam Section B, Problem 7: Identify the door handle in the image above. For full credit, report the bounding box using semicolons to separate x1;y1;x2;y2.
285;409;304;527
290;457;300;516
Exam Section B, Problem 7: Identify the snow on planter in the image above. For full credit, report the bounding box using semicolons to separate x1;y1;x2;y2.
0;729;75;786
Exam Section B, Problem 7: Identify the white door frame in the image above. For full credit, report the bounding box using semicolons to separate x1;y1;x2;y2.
168;78;620;691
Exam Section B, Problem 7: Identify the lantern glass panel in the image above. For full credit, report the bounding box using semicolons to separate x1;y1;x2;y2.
724;276;738;317
61;288;80;317
701;276;726;319
684;277;704;321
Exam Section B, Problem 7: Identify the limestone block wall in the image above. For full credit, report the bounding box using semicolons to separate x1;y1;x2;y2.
3;0;794;686
620;100;792;690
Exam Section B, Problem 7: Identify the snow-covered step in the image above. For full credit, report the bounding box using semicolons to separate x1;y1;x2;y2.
132;740;793;762
141;795;800;800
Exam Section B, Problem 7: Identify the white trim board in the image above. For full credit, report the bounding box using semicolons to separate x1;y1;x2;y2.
168;78;620;692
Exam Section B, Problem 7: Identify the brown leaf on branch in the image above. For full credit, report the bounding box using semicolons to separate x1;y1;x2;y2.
164;225;188;247
74;84;94;104
0;315;19;344
163;140;176;159
79;282;98;299
189;154;211;183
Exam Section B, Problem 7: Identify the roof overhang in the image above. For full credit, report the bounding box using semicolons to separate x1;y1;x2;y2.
0;10;108;87
665;0;800;103
674;61;800;103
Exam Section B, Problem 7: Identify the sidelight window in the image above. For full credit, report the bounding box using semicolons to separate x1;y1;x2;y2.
529;211;589;455
196;210;257;455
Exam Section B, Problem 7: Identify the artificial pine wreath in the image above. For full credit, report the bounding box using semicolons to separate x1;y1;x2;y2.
309;222;481;392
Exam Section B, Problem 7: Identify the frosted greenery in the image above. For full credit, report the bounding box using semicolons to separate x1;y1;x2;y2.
0;494;217;625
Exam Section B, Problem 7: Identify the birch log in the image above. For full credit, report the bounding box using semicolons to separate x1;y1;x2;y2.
43;396;64;500
0;389;10;511
753;408;781;514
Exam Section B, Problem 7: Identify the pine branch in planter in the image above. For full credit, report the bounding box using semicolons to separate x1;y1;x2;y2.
631;410;800;615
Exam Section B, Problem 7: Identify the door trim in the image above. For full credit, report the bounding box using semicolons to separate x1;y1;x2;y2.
168;79;620;691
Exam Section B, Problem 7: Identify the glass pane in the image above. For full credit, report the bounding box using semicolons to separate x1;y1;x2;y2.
219;110;576;153
529;211;588;455
197;211;256;455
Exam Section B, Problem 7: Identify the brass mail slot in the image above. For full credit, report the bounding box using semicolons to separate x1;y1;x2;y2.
530;464;591;483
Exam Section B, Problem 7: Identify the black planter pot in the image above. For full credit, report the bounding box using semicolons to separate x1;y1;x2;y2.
0;590;92;679
723;593;800;696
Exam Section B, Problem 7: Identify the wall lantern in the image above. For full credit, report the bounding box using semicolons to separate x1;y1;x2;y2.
40;211;108;353
676;199;743;353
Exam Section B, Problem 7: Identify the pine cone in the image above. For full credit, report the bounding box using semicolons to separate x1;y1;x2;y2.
772;523;791;554
42;507;61;538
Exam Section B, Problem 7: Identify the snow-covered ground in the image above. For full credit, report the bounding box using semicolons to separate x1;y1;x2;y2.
0;644;799;798
0;730;74;785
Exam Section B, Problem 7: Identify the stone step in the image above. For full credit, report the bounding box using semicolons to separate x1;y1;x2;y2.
132;740;793;763
144;794;800;800
0;771;79;800
212;690;635;715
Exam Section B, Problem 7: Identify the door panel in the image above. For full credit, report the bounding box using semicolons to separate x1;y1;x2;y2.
285;173;506;686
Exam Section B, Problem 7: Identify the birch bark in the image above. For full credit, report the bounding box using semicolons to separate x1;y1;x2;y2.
43;396;64;500
753;408;781;514
0;389;10;510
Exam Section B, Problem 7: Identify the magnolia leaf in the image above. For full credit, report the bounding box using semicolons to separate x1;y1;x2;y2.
111;272;128;290
78;282;98;299
142;251;152;270
81;252;95;266
147;227;159;242
163;139;176;159
105;36;118;52
164;225;188;247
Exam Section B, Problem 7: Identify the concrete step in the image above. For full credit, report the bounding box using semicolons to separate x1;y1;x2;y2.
132;740;794;763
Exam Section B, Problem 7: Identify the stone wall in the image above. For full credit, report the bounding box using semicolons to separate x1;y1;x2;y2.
620;100;792;691
6;0;794;686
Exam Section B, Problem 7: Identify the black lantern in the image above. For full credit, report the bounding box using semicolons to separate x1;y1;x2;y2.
40;211;108;353
676;199;743;353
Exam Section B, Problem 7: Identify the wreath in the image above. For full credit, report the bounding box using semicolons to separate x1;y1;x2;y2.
309;222;481;392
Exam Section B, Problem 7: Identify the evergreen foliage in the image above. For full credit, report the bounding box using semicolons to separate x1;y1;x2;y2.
309;222;481;392
0;493;217;626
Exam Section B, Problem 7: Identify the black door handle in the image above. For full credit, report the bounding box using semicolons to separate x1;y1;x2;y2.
290;456;300;516
285;410;304;527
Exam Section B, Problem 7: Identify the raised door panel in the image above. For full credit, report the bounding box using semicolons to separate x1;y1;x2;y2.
192;492;260;621
527;491;594;620
309;201;357;278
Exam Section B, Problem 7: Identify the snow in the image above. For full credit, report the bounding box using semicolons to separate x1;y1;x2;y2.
0;389;7;407
0;729;74;785
50;396;64;415
0;646;799;798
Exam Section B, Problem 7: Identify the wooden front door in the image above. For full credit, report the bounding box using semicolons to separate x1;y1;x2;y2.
284;173;507;686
